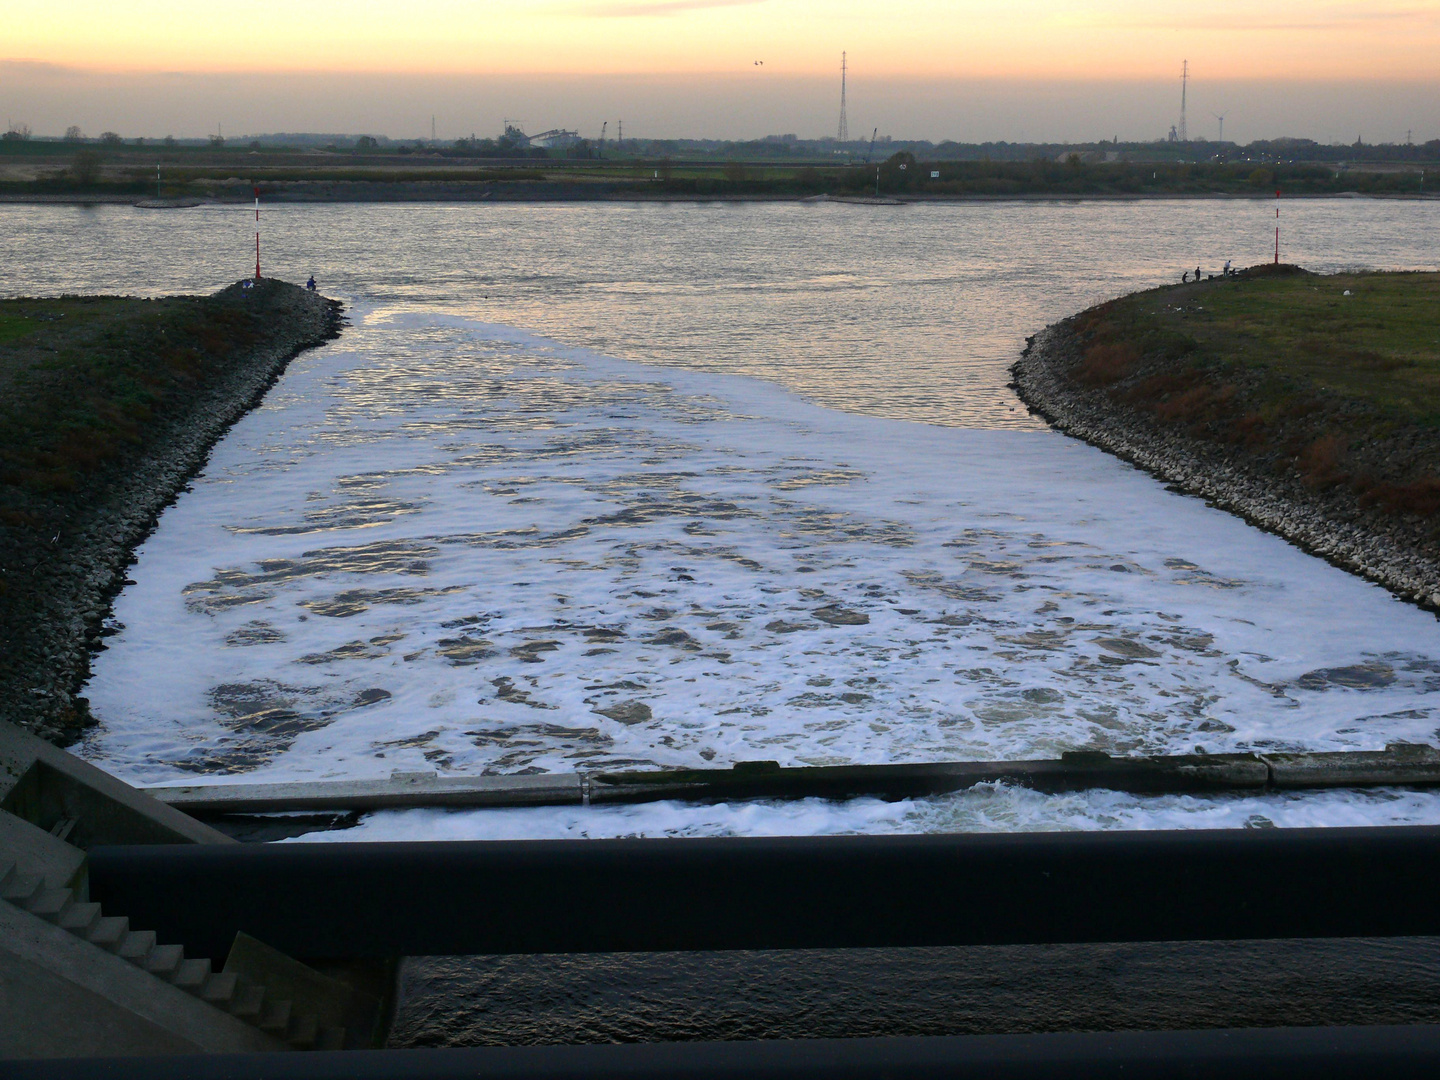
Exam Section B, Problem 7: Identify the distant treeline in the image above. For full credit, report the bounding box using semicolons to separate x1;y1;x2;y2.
6;128;1440;167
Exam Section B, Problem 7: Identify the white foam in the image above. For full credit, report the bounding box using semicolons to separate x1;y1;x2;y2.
81;312;1440;834
288;785;1440;844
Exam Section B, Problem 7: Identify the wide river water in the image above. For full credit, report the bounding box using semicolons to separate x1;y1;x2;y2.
5;198;1440;841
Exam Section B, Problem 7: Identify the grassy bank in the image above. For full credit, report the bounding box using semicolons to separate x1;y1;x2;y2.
0;281;340;742
1010;265;1440;613
1;293;263;501
1072;267;1440;521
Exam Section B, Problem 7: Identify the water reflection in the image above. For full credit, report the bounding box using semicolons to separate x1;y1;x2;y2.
4;199;1436;428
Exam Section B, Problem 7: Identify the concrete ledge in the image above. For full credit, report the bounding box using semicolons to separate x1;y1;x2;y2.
139;745;1440;818
1;719;233;846
146;771;582;814
588;752;1270;805
14;1024;1440;1080
1263;744;1440;788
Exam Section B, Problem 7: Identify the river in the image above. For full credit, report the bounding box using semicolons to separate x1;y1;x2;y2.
5;198;1440;840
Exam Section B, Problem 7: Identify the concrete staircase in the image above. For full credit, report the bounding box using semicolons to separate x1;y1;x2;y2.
0;835;357;1059
2;856;346;1050
1;720;388;1058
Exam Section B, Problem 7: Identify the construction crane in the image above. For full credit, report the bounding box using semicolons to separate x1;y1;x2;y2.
864;127;878;164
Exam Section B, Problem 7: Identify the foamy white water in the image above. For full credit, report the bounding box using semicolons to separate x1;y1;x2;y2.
80;306;1440;837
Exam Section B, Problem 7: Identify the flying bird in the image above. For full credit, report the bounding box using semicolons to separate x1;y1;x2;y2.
754;60;763;65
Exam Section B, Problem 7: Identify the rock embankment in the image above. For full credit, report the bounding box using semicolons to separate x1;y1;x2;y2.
1011;319;1440;613
0;281;342;744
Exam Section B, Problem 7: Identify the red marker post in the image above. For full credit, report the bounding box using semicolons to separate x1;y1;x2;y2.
254;186;262;280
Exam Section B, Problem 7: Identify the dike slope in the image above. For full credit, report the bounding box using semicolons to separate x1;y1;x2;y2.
1011;266;1440;615
0;280;342;743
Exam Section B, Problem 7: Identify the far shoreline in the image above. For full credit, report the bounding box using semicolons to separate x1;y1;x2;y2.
3;189;1440;207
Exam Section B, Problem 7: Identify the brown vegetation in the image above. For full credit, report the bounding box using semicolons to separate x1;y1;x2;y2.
1060;268;1440;534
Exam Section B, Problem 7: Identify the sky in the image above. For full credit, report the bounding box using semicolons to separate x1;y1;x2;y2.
3;1;1439;143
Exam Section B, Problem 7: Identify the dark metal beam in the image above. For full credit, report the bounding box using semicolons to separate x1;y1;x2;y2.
11;1024;1440;1079
88;826;1440;962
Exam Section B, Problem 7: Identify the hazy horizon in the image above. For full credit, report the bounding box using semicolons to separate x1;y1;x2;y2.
4;66;1439;148
7;2;1440;146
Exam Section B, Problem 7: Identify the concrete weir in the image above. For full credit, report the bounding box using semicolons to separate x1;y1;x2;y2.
143;743;1440;817
9;714;1440;1062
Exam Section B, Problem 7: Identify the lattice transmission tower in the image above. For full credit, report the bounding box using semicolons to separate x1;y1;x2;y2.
838;52;849;143
1178;59;1189;143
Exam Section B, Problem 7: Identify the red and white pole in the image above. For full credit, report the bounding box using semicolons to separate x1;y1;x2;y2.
254;186;261;280
1274;188;1280;265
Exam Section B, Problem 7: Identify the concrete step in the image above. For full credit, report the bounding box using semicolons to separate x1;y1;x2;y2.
24;885;76;922
58;899;102;935
258;999;292;1036
48;816;78;842
222;930;376;1049
86;914;129;950
143;942;184;978
0;730;330;1056
201;971;239;1008
1;870;45;907
116;928;156;965
286;1012;318;1050
228;981;267;1021
170;957;212;994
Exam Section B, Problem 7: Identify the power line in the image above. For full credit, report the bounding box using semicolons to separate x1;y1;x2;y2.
837;52;849;143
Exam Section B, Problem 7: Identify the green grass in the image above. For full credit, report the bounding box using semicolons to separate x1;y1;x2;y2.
0;314;37;344
1069;267;1440;519
0;292;265;504
1131;271;1440;421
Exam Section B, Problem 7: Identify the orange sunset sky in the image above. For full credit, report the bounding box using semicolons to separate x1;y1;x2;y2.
4;1;1439;142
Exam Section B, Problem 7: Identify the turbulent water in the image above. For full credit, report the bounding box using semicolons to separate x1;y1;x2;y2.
5;198;1440;839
